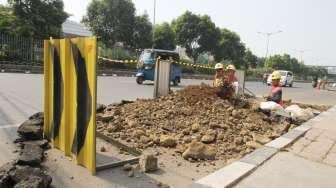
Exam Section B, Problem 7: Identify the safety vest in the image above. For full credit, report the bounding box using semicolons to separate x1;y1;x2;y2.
268;86;284;106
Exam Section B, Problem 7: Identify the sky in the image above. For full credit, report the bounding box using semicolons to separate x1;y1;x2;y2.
1;0;335;66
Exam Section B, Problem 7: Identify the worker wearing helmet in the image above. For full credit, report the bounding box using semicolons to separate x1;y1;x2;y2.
266;71;283;106
213;63;225;87
225;64;239;93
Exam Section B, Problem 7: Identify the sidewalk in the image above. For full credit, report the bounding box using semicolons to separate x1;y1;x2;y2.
235;106;336;188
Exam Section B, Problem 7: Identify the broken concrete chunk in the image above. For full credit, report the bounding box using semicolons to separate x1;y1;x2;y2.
13;176;44;188
28;112;44;121
96;103;107;113
9;166;52;187
17;143;43;166
17;120;43;140
139;154;158;173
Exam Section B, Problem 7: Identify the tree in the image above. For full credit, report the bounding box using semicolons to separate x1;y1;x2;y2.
83;0;136;48
214;29;246;68
0;5;17;34
8;0;68;38
153;22;175;50
244;49;258;68
132;14;153;49
172;11;220;60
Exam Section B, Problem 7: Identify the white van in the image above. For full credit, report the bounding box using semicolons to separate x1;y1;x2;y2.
267;70;294;87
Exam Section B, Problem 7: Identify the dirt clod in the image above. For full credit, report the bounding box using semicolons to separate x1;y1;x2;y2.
100;146;106;152
182;141;216;160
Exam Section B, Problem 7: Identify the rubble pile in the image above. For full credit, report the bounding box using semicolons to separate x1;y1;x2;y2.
97;84;295;161
0;112;52;188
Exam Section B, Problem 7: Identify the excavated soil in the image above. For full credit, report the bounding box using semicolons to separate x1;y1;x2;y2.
96;84;301;163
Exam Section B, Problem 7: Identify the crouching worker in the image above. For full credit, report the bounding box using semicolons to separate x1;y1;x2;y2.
213;63;235;100
225;64;239;94
260;71;284;111
213;63;225;87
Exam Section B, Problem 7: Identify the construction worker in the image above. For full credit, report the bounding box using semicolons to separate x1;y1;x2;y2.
266;71;284;106
225;64;239;93
213;63;236;100
213;63;225;87
259;71;284;111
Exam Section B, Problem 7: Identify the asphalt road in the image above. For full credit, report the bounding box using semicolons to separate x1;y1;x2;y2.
0;73;335;127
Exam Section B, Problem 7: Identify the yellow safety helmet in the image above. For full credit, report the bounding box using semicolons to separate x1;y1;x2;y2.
226;64;236;71
271;71;281;80
215;63;224;70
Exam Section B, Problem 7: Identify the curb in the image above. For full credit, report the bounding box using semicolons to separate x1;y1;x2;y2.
189;105;336;188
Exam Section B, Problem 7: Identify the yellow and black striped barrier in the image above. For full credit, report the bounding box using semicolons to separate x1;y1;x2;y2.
98;56;215;70
44;37;97;174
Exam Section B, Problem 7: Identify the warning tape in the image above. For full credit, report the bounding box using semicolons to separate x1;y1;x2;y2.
98;56;215;70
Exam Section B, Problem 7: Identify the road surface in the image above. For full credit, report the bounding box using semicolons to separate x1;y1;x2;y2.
0;73;335;128
0;73;335;187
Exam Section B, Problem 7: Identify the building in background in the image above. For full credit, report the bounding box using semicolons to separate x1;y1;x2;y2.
62;20;92;37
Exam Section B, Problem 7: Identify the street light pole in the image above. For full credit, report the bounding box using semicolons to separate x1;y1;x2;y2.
258;30;283;67
152;0;157;49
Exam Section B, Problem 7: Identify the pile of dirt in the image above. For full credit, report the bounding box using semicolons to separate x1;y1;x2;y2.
96;84;298;161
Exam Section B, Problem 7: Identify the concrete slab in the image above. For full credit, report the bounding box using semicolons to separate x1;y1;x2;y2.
195;162;256;188
235;152;336;188
265;137;293;149
282;130;305;140
240;146;278;166
294;125;311;132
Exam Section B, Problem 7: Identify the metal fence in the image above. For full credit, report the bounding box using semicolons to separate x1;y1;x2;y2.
0;33;44;66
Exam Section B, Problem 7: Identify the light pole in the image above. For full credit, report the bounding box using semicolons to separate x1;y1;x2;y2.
258;30;283;67
152;0;157;49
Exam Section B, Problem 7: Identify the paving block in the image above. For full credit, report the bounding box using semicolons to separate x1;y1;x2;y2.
265;137;293;149
319;130;336;141
196;162;256;188
304;128;324;141
240;146;278;166
323;152;336;166
294;125;312;132
300;138;335;162
282;130;305;140
289;137;312;154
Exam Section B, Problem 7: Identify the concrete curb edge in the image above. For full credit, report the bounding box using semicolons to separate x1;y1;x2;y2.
190;105;336;188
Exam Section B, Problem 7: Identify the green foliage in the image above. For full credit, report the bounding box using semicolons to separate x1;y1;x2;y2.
98;44;135;60
214;29;246;68
172;11;220;60
153;22;176;50
244;49;258;68
133;14;153;49
262;54;328;79
83;0;136;47
0;5;17;34
83;0;153;49
8;0;68;38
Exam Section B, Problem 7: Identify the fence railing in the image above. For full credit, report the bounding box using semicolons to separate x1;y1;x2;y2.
0;33;44;66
